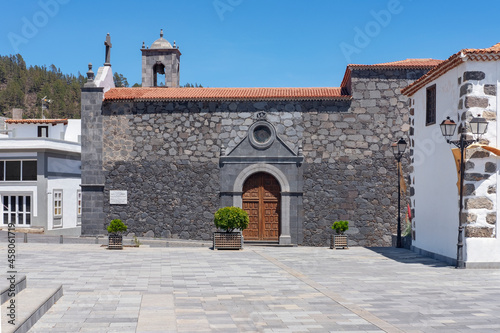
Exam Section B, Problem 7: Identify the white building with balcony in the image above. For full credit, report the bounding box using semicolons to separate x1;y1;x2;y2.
0;118;82;235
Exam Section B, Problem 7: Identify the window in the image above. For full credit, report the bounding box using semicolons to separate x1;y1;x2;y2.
76;190;82;226
426;85;436;125
38;126;48;138
0;161;37;181
54;191;62;217
248;121;276;150
5;161;21;181
2;195;31;226
22;161;37;181
53;190;63;228
77;190;82;217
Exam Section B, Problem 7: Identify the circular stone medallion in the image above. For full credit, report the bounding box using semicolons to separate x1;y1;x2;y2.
253;125;271;144
248;121;276;149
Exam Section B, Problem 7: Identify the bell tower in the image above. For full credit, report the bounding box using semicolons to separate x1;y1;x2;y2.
141;29;181;87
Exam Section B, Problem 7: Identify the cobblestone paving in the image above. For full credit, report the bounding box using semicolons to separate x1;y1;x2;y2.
2;235;500;332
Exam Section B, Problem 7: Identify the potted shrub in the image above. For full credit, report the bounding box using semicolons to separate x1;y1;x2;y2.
213;207;249;250
330;220;349;249
107;219;127;250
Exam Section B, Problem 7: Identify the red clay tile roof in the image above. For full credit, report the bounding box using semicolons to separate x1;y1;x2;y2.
348;58;443;70
6;119;68;125
340;59;442;95
402;43;500;96
104;87;350;101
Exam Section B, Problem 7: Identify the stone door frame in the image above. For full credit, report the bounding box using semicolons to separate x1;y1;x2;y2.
232;163;291;245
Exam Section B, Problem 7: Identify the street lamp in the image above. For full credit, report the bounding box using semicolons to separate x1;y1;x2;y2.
392;137;407;248
439;115;488;268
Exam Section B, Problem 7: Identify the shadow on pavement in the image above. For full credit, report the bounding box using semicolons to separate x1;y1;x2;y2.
366;247;452;268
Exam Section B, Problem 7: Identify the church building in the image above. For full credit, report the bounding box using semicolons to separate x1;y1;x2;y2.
80;31;440;246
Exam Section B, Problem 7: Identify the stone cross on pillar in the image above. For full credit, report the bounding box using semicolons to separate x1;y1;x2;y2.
104;33;112;66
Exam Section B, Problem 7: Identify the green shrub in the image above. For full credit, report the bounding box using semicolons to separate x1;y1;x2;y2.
107;219;128;235
214;207;249;232
331;220;349;235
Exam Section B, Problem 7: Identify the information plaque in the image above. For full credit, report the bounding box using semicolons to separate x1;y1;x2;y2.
110;190;127;205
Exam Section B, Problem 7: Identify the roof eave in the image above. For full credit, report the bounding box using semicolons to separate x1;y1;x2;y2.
348;65;440;70
402;54;464;96
105;96;353;103
402;51;500;96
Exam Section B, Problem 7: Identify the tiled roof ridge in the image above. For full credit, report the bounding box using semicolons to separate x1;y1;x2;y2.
340;58;443;95
104;87;351;101
348;58;443;69
461;41;500;54
402;42;500;96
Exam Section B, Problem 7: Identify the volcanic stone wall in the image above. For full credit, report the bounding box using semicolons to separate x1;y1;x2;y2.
100;68;429;246
302;68;429;246
447;71;496;238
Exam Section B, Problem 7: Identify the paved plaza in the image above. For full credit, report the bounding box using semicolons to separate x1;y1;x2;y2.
2;233;500;332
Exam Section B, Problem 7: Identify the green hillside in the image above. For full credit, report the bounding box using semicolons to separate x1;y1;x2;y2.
0;54;85;119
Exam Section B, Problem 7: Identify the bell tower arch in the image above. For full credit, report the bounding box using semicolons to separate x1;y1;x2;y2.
141;29;181;87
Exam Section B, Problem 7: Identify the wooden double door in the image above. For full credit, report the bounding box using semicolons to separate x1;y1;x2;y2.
242;172;281;242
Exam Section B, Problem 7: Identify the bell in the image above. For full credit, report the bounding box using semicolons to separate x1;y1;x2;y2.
155;61;165;75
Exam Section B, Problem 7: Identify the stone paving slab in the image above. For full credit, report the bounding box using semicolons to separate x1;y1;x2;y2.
0;237;500;332
0;230;212;247
1;286;62;333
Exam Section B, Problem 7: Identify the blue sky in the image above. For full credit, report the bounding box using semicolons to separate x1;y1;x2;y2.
1;0;499;88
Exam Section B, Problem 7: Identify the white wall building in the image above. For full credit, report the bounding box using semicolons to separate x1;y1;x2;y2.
0;119;82;236
403;43;500;268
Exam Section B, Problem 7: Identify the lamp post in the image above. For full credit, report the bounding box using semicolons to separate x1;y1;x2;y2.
392;137;407;248
439;115;488;268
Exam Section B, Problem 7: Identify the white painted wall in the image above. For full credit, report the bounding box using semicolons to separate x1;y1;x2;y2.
9;123;65;139
412;64;463;261
95;66;115;93
47;177;80;230
412;60;500;264
8;120;81;143
64;120;81;142
0;139;80;154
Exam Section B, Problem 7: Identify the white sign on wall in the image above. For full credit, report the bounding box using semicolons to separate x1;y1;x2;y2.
110;190;127;205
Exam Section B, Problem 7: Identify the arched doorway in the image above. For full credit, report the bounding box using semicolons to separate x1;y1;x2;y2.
242;172;281;242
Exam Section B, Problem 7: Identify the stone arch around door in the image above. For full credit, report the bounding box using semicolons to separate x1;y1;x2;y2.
232;164;292;245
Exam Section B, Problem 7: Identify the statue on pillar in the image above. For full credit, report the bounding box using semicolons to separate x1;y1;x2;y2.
104;33;112;66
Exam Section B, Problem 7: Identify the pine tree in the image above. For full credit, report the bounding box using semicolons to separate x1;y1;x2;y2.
113;72;129;87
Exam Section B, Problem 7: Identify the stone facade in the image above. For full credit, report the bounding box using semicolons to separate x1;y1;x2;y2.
80;33;439;245
459;70;497;237
80;65;434;247
407;68;497;242
304;67;429;246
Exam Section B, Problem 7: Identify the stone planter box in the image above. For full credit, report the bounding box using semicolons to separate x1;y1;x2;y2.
330;234;348;249
108;234;123;250
391;234;412;249
213;232;242;250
